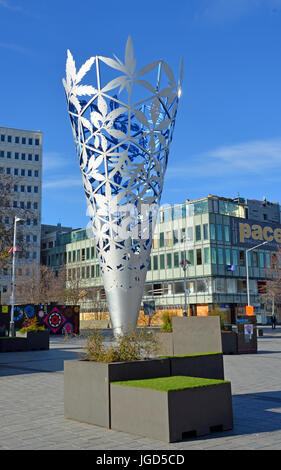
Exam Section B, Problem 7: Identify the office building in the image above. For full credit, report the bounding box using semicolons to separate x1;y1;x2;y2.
0;126;43;302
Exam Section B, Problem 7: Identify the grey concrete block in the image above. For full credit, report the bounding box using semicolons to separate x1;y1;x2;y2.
172;317;222;355
110;379;233;442
64;358;170;428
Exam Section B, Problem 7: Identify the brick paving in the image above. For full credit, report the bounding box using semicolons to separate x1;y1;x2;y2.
1;327;281;450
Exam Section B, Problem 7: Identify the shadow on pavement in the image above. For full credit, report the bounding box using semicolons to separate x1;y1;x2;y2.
183;390;281;443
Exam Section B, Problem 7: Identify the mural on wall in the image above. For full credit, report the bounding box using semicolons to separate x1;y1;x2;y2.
0;305;80;335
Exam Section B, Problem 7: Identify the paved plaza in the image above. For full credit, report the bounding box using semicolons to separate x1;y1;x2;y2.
1;327;281;450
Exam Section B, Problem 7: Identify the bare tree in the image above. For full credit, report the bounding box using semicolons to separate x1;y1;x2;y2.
260;247;281;316
16;264;65;305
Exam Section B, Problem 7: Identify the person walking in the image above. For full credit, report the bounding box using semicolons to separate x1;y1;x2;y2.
271;314;277;329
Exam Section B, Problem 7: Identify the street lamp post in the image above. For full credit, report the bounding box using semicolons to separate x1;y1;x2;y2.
246;240;269;307
180;235;191;316
9;216;23;337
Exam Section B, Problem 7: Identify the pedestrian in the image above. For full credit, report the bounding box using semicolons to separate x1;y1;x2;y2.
271;314;277;329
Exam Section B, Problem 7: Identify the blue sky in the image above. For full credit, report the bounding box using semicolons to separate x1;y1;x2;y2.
0;0;281;228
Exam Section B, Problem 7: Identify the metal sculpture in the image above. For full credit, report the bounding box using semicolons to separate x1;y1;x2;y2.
63;37;182;334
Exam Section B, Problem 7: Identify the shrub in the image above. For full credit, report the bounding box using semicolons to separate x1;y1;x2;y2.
19;315;46;334
83;328;159;363
161;312;173;332
208;305;226;330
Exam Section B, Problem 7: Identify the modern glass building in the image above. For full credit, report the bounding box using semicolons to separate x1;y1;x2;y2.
43;194;281;324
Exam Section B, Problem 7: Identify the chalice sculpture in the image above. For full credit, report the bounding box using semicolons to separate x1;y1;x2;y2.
63;37;182;334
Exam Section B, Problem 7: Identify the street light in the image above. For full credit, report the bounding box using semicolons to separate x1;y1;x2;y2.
9;216;24;337
246;240;269;307
180;235;191;316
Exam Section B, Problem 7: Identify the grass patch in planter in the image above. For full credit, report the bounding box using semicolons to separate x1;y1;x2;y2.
112;375;229;391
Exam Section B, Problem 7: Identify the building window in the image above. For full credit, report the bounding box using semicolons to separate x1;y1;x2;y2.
27;186;31;193
160;232;165;248
196;249;202;265
7;152;11;159
35;138;40;146
252;251;258;267
166;253;172;269
28;138;33;145
34;170;39;177
28;154;32;161
91;246;95;259
28;170;32;177
153;255;158;270
225;248;231;265
173;230;178;245
77;250;81;261
195;225;201;241
160;254;165;269
21;153;26;160
68;252;71;263
259;252;265;268
72;251;76;262
217;224;223;241
224;225;230;242
232;249;238;266
218;247;224;264
204;247;210;264
187;226;193;241
91;265;95;277
15;137;19;144
0;151;4;158
203;224;209;240
14;185;18;192
96;264;100;277
210;224;215;240
211;247;217;264
22;137;26;145
188;249;194;266
82;248;85;261
15;152;19;159
174;252;179;268
34;186;38;193
239;250;245;266
1;134;5;142
35;154;39;161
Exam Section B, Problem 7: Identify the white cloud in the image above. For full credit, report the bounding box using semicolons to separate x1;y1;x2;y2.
167;138;281;179
43;177;81;190
0;0;22;11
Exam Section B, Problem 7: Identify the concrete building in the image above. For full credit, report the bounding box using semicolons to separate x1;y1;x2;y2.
43;194;281;325
0;126;43;302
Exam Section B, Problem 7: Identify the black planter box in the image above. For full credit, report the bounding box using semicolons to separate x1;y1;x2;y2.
169;353;224;380
221;331;238;354
0;337;28;352
26;331;49;350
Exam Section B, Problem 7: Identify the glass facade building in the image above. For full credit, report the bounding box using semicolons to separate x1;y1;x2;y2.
43;195;281;324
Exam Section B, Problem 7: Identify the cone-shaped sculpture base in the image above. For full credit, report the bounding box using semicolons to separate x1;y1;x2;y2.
105;285;144;336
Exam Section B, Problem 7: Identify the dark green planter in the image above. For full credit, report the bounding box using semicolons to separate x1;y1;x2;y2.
0;337;28;352
26;331;49;350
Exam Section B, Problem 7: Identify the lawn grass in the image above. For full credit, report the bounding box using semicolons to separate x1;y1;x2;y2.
112;375;229;392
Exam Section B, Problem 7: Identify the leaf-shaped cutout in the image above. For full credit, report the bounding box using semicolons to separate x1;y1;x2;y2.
74;85;98;96
98;95;108;117
91;170;106;182
80;116;93;133
101;134;108;152
179;57;184;87
102;76;128;93
88;154;103;171
150;99;161;126
162;61;176;87
106;128;127;140
133;109;149;128
106;106;128;122
99;56;127;74
75;57;95;84
134;79;155;94
135;61;159;78
94;135;100;148
69;94;82;113
125;35;136;75
66;50;76;89
62;78;70;95
156;118;170;131
91;111;103;129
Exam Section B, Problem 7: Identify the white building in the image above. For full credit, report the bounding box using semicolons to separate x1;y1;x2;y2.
0;126;43;302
